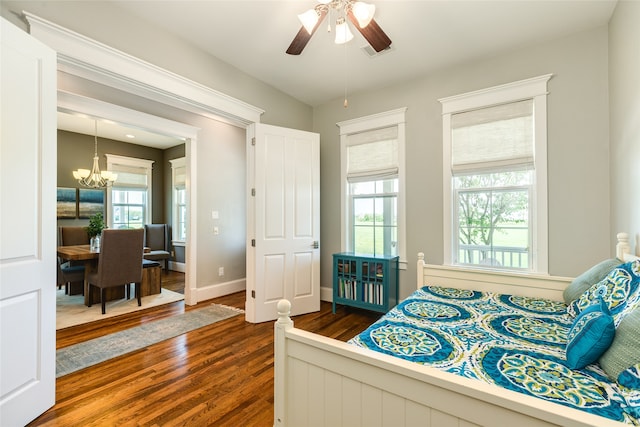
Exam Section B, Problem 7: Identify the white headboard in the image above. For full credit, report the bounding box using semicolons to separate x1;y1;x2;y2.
417;231;636;301
616;232;639;261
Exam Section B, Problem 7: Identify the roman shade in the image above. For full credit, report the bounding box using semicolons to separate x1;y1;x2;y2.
174;164;186;189
110;164;148;188
346;126;398;181
451;99;533;173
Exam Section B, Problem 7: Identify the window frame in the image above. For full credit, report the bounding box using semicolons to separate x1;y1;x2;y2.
337;108;407;269
440;74;552;273
105;154;154;229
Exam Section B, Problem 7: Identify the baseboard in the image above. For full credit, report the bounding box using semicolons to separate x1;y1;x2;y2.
168;261;185;273
321;285;332;302
195;279;331;304
195;278;246;303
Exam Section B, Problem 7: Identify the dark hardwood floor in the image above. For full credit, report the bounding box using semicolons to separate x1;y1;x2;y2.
31;272;380;426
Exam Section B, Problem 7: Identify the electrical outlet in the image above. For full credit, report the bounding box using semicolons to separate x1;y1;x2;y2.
171;250;175;257
218;267;224;276
213;226;219;235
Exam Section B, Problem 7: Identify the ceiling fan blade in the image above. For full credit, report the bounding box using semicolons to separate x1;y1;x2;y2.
286;9;328;55
347;11;392;52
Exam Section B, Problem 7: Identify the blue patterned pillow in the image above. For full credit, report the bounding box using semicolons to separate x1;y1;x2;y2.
618;363;640;389
568;259;640;326
617;364;640;419
565;297;615;369
563;258;622;305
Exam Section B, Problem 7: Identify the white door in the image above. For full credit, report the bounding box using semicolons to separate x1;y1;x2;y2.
245;123;320;323
0;17;57;425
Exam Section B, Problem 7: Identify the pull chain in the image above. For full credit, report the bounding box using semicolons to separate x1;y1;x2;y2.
343;37;349;108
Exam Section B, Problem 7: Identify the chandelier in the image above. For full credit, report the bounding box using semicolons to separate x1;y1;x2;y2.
297;0;376;45
72;120;117;188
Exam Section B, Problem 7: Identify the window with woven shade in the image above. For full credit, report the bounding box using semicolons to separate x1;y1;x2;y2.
440;75;551;273
338;108;407;268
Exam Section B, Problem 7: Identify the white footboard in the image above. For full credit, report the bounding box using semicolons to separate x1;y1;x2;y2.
274;300;624;427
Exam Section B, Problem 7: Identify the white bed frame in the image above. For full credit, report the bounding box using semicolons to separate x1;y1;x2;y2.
274;233;637;427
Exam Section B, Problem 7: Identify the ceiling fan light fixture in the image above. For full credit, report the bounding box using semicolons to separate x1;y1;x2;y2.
286;0;391;55
334;17;354;44
298;9;320;34
351;1;375;28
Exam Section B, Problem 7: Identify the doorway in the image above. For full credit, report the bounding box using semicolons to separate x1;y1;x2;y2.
57;93;199;305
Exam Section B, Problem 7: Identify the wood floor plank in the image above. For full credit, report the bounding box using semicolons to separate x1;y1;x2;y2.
30;273;380;426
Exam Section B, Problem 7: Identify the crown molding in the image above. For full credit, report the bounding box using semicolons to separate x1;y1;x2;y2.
24;11;264;127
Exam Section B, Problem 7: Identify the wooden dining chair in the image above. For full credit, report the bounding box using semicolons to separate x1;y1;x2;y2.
87;229;144;314
56;257;85;294
59;226;91;292
59;226;90;246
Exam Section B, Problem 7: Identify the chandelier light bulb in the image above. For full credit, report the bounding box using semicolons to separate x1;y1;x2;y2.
73;169;90;179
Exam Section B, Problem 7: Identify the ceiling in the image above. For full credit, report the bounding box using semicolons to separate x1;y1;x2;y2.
57;0;618;148
110;0;617;107
58;112;185;149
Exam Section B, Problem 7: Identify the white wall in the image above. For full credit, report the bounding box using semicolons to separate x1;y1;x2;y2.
314;26;611;298
194;120;247;286
609;0;640;256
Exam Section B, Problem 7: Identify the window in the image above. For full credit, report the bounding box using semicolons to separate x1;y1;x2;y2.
338;108;406;267
455;170;532;269
440;74;552;273
170;157;187;242
351;178;398;255
105;154;154;229
112;189;146;229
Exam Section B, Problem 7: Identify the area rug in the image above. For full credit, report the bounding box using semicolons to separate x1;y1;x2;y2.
56;288;185;330
56;303;244;377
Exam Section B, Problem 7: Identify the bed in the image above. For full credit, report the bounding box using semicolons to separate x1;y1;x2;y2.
274;232;640;426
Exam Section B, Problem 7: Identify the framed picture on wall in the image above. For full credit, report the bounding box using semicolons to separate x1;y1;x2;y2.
78;188;105;219
56;187;77;219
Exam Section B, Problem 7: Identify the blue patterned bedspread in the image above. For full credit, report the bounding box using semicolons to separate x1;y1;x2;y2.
348;286;639;425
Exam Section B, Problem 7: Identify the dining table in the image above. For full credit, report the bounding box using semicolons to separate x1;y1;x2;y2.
56;244;99;262
57;244;156;306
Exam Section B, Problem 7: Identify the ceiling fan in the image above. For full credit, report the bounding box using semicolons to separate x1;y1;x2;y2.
286;0;392;55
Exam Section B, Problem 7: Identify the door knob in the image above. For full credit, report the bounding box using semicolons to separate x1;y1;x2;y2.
311;241;319;249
